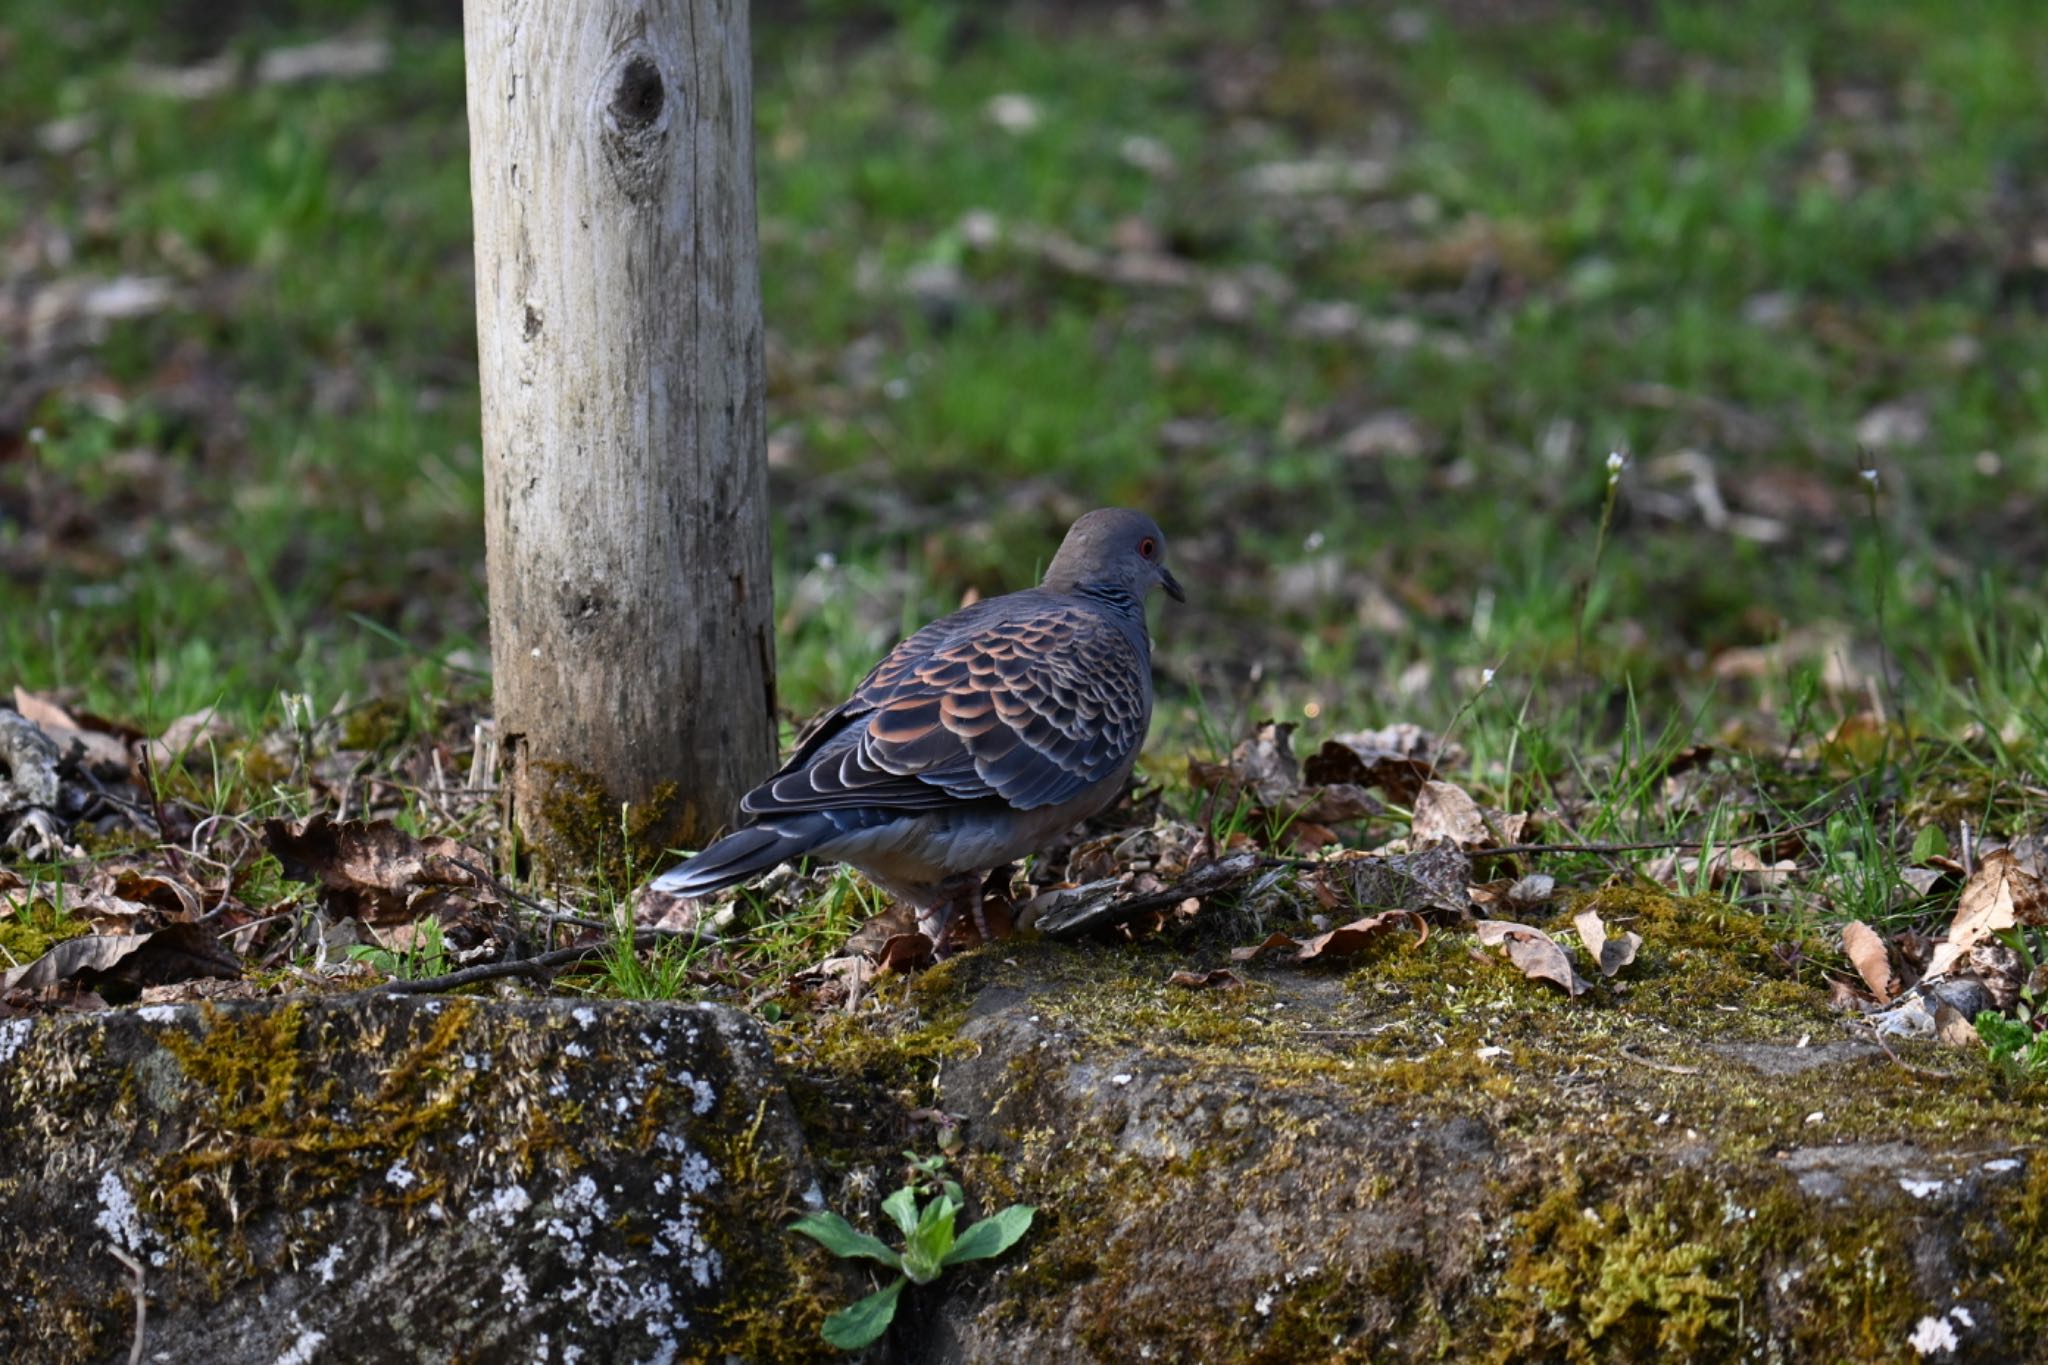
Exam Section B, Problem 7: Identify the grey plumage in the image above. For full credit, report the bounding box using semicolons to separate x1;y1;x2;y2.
649;508;1183;942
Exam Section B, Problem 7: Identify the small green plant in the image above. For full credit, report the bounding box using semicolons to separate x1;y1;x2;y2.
790;1154;1035;1351
344;916;452;980
1975;1010;2048;1078
1975;927;2047;1077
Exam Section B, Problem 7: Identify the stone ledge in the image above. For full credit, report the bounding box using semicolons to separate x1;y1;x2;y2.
0;995;850;1364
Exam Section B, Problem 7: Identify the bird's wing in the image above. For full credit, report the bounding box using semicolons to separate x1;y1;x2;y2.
741;594;1149;816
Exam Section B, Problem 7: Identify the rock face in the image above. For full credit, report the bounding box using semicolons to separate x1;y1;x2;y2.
850;896;2048;1364
9;891;2048;1364
0;996;852;1363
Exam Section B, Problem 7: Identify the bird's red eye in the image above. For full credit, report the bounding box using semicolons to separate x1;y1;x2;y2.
1139;537;1157;558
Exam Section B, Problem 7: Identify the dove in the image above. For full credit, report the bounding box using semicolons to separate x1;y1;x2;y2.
649;508;1183;946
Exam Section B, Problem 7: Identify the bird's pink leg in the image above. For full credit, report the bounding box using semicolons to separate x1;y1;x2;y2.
918;873;988;953
967;880;991;945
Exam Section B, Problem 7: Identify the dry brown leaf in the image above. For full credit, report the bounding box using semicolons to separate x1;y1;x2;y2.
1840;920;1897;1003
1965;942;2027;1011
1061;819;1203;885
1167;968;1247;990
1189;723;1383;836
1410;780;1528;851
842;902;924;959
0;983;108;1012
1471;874;1557;913
1899;867;1947;897
636;888;711;934
1293;784;1383;825
1927;850;2048;978
802;954;877;1007
0;922;240;996
1330;842;1474;917
1230;932;1303;963
1473;920;1589;996
876;932;936;973
1818;712;1901;770
371;920;476;957
1640;845;1798;892
146;707;236;769
1934;1001;1983;1050
1034;850;1262;941
109;869;205;919
1710;627;1863;690
262;813;495;924
1826;977;1876;1011
12;687;135;779
1572;909;1642;978
1303;724;1463;803
1726;846;1798;889
1297;911;1426;961
136;977;268;1007
1188;720;1302;808
1230;909;1423;964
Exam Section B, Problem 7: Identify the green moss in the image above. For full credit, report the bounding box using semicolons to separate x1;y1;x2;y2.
0;897;91;964
529;760;683;887
337;697;411;751
1963;1157;2048;1344
1488;1168;1748;1360
698;1098;840;1363
8;994;838;1358
151;999;479;1274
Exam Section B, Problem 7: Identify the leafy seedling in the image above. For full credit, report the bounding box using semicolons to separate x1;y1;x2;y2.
1976;1010;2048;1079
790;1160;1034;1351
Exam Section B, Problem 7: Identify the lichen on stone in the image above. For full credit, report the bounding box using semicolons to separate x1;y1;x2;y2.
0;997;849;1362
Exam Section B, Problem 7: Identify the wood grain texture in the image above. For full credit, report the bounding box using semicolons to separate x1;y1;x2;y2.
464;0;774;865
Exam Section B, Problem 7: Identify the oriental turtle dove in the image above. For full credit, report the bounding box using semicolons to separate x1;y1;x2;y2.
650;508;1183;944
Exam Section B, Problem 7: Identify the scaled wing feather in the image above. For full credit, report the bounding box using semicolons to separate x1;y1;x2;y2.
739;595;1147;818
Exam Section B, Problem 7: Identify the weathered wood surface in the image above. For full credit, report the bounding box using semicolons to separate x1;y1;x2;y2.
465;0;775;866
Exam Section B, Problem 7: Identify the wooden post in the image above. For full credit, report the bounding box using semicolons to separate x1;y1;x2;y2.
463;0;774;875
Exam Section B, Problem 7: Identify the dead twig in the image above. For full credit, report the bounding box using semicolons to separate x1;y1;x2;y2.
368;923;733;996
1616;1042;1701;1076
1485;810;1836;858
1035;850;1266;940
106;1243;146;1365
134;747;187;880
448;858;624;946
369;938;624;994
1860;1021;1967;1082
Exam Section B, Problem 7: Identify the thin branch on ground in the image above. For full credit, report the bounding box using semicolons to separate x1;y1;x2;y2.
1483;809;1836;858
369;924;733;996
1616;1042;1701;1076
134;748;188;880
449;858;626;940
105;1243;147;1365
1860;1022;1966;1082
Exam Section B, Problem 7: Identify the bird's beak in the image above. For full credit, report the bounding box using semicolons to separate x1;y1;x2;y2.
1160;566;1186;603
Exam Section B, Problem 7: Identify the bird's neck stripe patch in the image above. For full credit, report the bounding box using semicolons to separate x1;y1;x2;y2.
1075;583;1141;613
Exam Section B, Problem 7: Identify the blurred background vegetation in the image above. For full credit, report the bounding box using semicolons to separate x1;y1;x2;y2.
4;0;2045;778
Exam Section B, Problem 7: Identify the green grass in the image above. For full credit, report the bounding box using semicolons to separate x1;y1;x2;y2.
4;0;2047;992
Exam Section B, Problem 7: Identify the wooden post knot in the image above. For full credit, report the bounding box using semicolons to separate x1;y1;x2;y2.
605;50;668;135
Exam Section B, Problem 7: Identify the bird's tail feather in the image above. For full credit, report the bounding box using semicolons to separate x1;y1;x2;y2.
647;816;839;897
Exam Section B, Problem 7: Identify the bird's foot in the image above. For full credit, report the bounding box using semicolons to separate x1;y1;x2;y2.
919;873;1002;957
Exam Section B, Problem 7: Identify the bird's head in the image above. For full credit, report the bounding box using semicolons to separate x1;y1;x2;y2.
1043;508;1185;604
